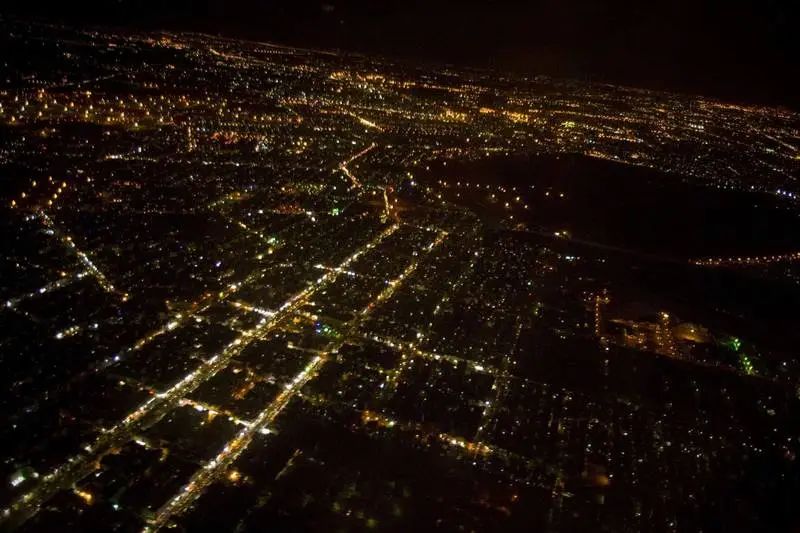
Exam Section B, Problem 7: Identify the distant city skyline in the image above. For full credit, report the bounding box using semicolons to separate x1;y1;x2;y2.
1;0;797;109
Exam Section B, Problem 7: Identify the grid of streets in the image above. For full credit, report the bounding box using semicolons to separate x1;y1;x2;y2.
1;19;799;533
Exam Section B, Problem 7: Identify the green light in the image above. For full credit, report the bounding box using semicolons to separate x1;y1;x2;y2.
739;353;755;376
315;322;340;338
724;337;741;352
331;207;340;216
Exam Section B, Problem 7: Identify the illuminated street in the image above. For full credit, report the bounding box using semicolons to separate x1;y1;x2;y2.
0;18;799;533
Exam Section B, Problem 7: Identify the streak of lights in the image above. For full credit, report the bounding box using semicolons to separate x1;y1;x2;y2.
339;142;377;189
231;300;275;318
361;410;492;456
303;398;565;492
360;231;447;317
142;228;447;531
474;318;523;442
144;353;327;531
231;218;275;248
366;333;497;377
177;398;254;428
54;324;82;340
383;186;399;221
691;251;800;267
1;223;401;530
593;290;611;341
4;270;89;310
313;264;358;277
116;374;256;429
37;211;127;301
340;165;361;188
347;112;384;131
73;489;93;505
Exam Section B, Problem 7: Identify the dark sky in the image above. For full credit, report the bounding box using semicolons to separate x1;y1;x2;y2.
3;0;797;108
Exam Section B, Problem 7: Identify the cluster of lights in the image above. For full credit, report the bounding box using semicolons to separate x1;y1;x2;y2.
2;223;405;527
37;212;127;300
54;325;81;340
1;25;797;531
692;251;800;267
8;176;69;211
144;228;451;530
4;270;88;311
338;142;377;189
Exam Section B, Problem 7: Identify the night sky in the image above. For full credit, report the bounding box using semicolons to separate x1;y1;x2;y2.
2;0;797;108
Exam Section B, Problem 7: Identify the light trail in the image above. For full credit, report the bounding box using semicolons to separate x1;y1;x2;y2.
474;318;523;442
347;111;384;131
4;270;89;310
228;217;277;249
114;376;256;429
1;223;400;531
177;398;254;429
691;250;800;267
92;274;256;374
342;142;377;167
360;410;494;456
383;187;391;217
79;208;304;376
37;211;127;301
370;242;483;395
339;142;377;188
144;353;327;531
366;333;497;377
340;166;361;188
80;208;363;377
360;231;448;316
300;397;564;492
382;186;400;221
143;229;447;531
230;300;275;318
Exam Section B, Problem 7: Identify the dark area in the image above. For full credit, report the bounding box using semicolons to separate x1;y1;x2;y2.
427;154;800;258
2;0;798;109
